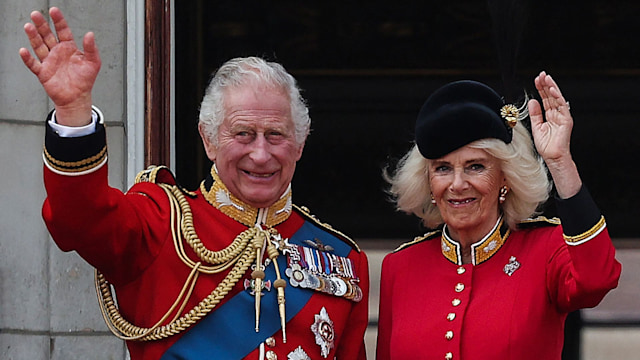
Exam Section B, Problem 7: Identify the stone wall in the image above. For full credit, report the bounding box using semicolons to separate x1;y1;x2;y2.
0;1;127;359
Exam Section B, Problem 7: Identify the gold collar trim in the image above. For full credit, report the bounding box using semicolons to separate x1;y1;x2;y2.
200;165;292;227
441;216;510;266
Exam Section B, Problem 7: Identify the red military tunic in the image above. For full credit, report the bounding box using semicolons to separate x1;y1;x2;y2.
42;114;369;359
376;190;621;360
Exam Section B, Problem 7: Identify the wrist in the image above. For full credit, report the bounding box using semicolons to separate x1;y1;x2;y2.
547;157;582;199
54;97;94;127
50;106;101;138
544;154;574;174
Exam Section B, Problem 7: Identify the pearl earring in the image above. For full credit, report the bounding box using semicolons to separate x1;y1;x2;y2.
499;186;508;203
430;193;436;204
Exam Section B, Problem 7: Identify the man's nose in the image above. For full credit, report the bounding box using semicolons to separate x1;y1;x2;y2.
249;134;271;163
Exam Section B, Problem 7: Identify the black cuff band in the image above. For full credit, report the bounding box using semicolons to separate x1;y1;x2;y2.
44;110;107;173
555;185;602;237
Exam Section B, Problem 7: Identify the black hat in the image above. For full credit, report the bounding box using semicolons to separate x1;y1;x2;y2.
415;80;517;159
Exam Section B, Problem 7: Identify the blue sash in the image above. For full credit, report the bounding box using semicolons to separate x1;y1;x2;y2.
160;220;352;359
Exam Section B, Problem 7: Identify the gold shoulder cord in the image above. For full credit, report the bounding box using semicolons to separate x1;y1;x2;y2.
95;184;263;341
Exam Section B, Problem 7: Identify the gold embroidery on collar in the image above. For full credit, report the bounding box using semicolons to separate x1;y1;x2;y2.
200;166;292;227
441;236;460;265
441;217;510;266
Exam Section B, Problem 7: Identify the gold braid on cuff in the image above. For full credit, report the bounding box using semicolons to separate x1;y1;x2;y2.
563;216;606;245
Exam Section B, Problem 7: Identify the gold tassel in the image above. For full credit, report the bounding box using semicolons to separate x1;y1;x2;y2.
266;236;287;343
251;230;267;332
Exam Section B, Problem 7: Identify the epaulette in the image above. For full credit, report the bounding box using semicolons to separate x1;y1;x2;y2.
134;165;176;185
393;230;441;253
293;204;361;253
134;165;197;197
517;215;561;229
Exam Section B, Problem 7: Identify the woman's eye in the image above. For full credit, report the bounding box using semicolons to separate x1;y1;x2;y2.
434;165;451;173
468;163;485;171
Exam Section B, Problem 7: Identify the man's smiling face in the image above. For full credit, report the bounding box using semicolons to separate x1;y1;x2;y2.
201;83;304;208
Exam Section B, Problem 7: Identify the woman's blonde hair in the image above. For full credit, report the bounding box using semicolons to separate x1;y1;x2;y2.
385;121;551;230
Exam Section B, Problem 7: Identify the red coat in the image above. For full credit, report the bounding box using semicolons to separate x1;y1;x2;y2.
42;121;369;360
377;213;620;360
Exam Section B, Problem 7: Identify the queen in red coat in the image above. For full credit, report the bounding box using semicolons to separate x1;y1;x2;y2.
376;74;621;360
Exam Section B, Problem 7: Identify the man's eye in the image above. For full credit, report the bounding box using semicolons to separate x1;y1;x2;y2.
266;131;288;142
234;131;254;143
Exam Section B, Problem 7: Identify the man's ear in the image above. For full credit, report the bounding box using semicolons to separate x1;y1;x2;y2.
295;141;305;161
198;123;217;161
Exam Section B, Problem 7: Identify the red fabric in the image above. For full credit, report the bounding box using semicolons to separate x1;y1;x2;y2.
376;225;620;360
43;165;368;359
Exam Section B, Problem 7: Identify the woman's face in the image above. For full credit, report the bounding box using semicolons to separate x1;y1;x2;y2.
428;145;505;240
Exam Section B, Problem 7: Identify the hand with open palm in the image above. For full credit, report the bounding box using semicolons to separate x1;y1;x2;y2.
528;71;582;199
19;7;101;126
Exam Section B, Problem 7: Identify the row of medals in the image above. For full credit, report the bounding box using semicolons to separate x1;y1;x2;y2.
280;240;363;302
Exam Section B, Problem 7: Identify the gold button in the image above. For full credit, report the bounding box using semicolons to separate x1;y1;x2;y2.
452;298;461;306
447;312;456;321
445;330;454;340
445;352;453;360
265;337;276;347
457;267;466;275
455;283;465;292
266;350;278;360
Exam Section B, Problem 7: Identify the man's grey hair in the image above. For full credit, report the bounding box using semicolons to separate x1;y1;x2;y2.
198;56;311;146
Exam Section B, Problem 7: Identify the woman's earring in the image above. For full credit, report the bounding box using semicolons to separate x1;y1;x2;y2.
499;186;509;204
430;193;436;204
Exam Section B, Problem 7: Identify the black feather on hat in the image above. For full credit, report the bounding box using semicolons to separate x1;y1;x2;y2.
415;80;515;160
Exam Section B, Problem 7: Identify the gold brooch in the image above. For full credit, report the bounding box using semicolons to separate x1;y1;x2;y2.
500;104;519;128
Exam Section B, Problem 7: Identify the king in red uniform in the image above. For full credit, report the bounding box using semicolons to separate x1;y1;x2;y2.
21;7;369;360
377;76;621;360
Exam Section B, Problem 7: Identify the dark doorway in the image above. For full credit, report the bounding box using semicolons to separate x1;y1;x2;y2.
175;1;640;240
